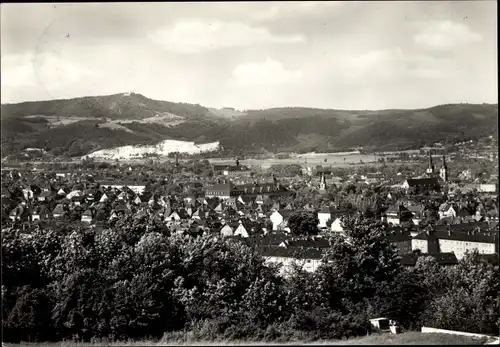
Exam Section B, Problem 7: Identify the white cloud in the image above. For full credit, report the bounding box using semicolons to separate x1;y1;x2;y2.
413;20;482;51
341;48;406;80
233;57;303;86
253;1;346;21
149;20;305;54
335;48;457;82
409;67;447;80
1;52;94;99
0;53;36;88
35;54;93;91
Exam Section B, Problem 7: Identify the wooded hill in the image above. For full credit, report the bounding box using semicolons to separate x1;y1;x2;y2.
1;93;497;157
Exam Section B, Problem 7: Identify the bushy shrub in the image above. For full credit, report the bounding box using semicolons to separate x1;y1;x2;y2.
3;286;55;342
2;219;498;342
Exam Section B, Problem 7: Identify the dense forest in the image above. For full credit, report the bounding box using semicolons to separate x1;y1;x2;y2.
2;217;499;343
1;93;497;157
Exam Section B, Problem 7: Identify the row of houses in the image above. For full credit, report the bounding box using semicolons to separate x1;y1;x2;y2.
254;228;494;275
204;178;291;199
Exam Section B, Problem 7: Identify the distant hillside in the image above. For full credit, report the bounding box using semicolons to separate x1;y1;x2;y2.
0;93;215;120
1;93;497;158
225;103;498;152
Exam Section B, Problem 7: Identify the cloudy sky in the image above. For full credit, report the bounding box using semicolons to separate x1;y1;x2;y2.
1;1;497;110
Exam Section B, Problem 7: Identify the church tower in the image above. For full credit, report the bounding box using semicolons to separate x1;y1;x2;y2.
426;150;435;175
319;172;327;191
439;155;448;182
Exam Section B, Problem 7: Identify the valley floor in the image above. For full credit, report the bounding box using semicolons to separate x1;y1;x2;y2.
9;332;489;346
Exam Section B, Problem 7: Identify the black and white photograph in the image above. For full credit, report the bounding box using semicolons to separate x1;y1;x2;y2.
1;1;498;345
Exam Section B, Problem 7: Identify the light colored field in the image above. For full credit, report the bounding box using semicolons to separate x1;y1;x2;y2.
208;108;247;118
25;115;101;126
85;140;220;160
210;154;379;169
109;113;185;127
9;332;488;346
99;123;134;133
24;113;185;128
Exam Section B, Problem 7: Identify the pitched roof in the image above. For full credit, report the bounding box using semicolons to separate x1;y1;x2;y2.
386;204;406;214
405;178;439;187
238;183;286;194
414;223;497;243
206;182;239;192
439;203;454;212
406;205;425;216
259;233;289;246
52;204;65;214
277;209;294;219
82;209;93;217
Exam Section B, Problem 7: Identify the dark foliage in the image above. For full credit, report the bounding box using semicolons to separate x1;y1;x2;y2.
1;217;498;343
1;95;497;157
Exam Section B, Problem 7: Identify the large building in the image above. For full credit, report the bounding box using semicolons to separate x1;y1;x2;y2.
204;182;242;199
99;181;147;194
411;222;499;260
213;159;251;177
402;178;440;192
421;150;449;183
257;237;330;275
204;177;291;199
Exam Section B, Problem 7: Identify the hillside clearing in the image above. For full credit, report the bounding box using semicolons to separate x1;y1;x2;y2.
9;332;489;346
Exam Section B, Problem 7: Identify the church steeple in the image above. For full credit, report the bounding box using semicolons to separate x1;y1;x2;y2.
439;155;448;182
319;172;326;191
426;150;435;175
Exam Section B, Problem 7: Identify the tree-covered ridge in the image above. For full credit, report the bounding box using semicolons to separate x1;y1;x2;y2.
1;93;497;157
0;93;211;120
2;217;499;343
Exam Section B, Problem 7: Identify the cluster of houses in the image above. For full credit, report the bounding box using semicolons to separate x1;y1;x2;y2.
2;153;499;276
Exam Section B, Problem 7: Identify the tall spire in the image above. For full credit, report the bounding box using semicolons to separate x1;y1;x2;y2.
426;150;435;175
440;154;448;182
319;172;326;191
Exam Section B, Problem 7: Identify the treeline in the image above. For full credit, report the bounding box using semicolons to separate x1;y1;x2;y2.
2;218;499;343
0;93;211;121
2;100;497;158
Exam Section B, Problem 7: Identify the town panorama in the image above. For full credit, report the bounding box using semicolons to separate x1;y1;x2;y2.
1;1;498;345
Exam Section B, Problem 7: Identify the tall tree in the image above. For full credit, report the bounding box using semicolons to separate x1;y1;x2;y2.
317;217;402;311
287;211;319;236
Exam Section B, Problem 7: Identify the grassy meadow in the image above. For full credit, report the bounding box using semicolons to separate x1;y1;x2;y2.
8;332;489;346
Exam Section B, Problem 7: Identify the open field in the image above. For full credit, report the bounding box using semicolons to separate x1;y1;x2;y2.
26;156;421;170
209;154;379;169
8;332;489;346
